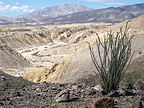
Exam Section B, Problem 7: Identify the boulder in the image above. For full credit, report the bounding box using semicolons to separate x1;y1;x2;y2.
93;97;115;108
54;89;70;102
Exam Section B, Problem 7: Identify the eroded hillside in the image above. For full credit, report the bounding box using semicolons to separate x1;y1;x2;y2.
0;15;144;83
0;23;108;77
22;15;144;83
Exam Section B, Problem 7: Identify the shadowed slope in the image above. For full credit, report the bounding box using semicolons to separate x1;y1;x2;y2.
0;45;31;69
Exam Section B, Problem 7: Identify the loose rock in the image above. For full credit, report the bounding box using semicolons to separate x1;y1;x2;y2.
93;85;102;91
54;89;70;102
0;102;4;108
133;80;144;91
108;91;120;97
132;98;143;108
7;91;21;98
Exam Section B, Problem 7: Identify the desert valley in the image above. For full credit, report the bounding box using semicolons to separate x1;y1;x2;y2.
0;3;144;108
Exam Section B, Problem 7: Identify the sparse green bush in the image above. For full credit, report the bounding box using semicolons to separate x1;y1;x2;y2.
121;71;142;87
88;22;134;93
77;74;99;86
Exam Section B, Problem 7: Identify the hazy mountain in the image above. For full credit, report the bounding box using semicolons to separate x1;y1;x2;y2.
41;3;144;24
1;3;144;25
19;4;93;18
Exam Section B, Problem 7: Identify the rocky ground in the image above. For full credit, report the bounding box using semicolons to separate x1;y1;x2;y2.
1;70;144;108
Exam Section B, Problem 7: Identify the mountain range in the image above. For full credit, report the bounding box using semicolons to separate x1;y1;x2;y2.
20;4;92;18
0;3;144;25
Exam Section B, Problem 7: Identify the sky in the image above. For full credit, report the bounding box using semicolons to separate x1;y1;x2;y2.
0;0;144;17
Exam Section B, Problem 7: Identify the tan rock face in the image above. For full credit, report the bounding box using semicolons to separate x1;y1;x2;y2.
22;64;62;83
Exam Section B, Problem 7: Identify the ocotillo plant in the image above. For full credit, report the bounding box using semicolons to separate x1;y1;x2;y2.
88;22;134;93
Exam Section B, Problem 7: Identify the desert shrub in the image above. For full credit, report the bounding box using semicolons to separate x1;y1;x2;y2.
121;71;142;87
77;74;99;86
88;22;134;93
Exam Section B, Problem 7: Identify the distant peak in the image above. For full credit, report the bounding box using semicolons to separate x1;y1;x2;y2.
19;3;93;18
